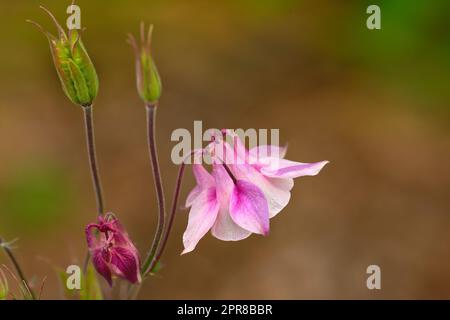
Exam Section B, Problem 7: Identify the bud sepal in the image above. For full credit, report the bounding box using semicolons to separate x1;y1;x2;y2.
28;6;99;107
127;23;162;104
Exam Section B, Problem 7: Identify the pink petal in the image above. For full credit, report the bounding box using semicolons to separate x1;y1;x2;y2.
208;132;248;165
249;145;287;163
92;249;112;286
85;224;100;249
211;164;233;202
110;246;141;284
261;159;329;178
185;185;202;208
229;180;269;235
109;219;134;247
231;163;292;218
182;187;220;254
224;130;249;164
106;214;125;232
211;165;251;241
193;164;215;187
185;164;215;208
102;219;137;253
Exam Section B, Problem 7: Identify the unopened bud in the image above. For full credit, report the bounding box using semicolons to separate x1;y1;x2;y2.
28;6;99;107
127;23;162;104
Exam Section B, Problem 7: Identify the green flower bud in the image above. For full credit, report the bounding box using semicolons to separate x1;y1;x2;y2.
28;6;99;107
128;23;162;104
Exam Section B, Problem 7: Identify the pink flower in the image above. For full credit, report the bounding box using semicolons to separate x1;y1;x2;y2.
182;132;329;254
85;213;141;286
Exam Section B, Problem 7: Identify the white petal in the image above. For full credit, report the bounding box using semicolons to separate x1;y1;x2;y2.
211;206;252;241
182;187;219;254
211;165;252;240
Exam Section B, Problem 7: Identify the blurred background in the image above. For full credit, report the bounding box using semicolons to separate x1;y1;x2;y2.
0;0;449;299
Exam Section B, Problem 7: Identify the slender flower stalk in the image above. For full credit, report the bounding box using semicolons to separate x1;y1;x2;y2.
141;103;166;275
83;105;105;216
0;237;35;300
128;23;165;277
82;105;105;272
146;163;185;276
128;163;185;299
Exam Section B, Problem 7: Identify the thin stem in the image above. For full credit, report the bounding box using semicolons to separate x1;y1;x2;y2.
82;105;105;273
128;283;141;300
83;105;105;216
146;163;185;276
128;163;186;299
141;103;166;275
82;252;90;273
0;237;35;300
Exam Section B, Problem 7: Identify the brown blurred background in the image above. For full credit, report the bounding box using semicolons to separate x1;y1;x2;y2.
0;0;450;299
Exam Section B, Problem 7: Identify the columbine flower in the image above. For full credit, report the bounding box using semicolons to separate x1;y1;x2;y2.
127;23;162;104
85;213;141;286
182;131;329;254
28;6;99;107
220;130;329;217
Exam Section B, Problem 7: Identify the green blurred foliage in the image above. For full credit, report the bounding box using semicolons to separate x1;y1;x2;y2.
80;263;103;300
0;163;73;231
346;0;450;107
232;0;301;16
